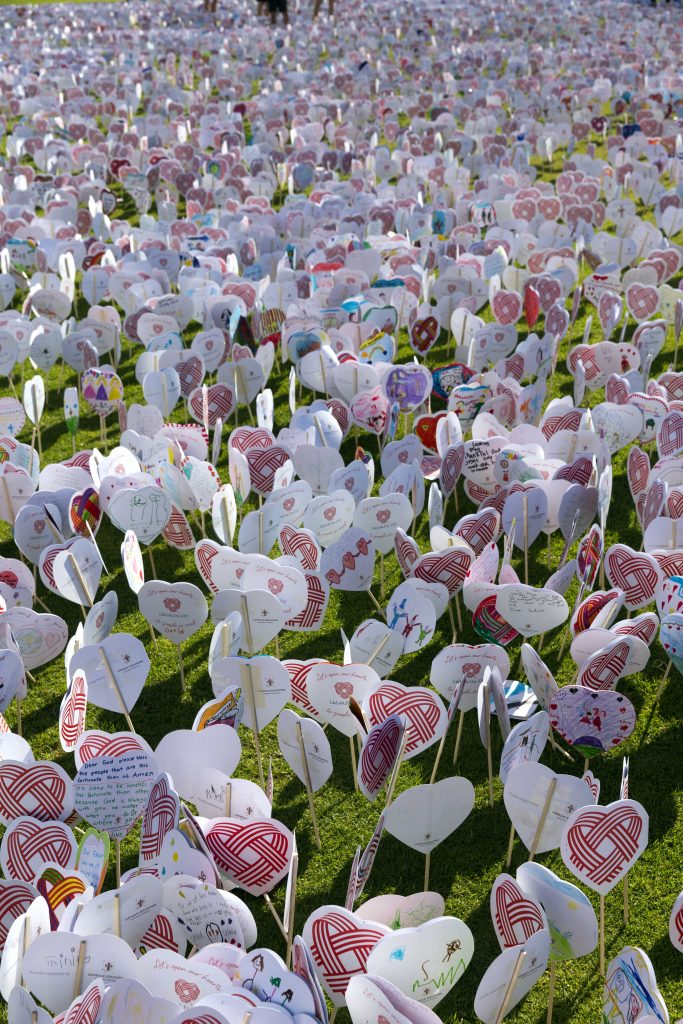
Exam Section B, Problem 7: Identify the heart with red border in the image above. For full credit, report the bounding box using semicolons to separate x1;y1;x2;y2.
625;283;659;322
229;427;274;453
204;818;293;895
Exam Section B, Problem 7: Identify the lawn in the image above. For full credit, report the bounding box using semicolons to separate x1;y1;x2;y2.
0;44;682;1024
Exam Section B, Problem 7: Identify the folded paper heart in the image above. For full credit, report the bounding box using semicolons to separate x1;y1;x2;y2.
22;931;138;1014
516;861;598;961
490;873;546;950
504;763;595;854
302;905;390;1006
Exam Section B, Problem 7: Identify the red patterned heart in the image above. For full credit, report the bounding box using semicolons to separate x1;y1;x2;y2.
0;761;72;823
359;715;403;800
440;443;464;498
140;773;179;864
284;659;323;717
76;730;149;765
541;411;582;440
562;801;647;895
137;911;182;954
578;639;631;691
453;508;500;556
553;456;594;487
1;818;76;882
280;525;320;571
246;445;290;495
189;384;234;427
604;545;661;610
286;572;328;632
657;410;683;458
366;682;444;757
56;978;103;1024
491;874;545;949
305;908;387;1002
410;315;439;354
627;447;650;501
394;527;420;577
0;879;38;953
491;289;522;326
59;670;87;753
175;355;205;398
229;427;274;453
625;283;659;322
36;865;87;930
411;547;473;596
204;819;293;896
163;505;195;550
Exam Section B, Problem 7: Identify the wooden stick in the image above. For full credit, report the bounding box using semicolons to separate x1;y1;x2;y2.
73;940;87;1000
529;777;557;861
100;649;135;732
656;660;672;701
367;589;387;621
484;683;494;808
367;632;391;672
505;822;516;868
599;895;605;975
147;544;157;579
264;894;288;940
448;600;457;644
67;552;94;608
528;493;532;589
285;846;298;968
623;874;629;927
115;838;121;888
241;594;255;655
242;661;264;789
177;644;186;692
296;720;321;850
385;728;409;806
494;949;527;1024
424;850;430;892
113;892;121;937
452;708;465;764
546;961;556;1024
349;734;358;792
454;593;463;633
224;781;232;817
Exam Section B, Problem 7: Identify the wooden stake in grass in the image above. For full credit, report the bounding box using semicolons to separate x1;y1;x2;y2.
546;961;556;1024
241;660;265;790
177;644;186;692
349;734;358;792
73;940;87;1001
528;777;557;861
483;680;494;808
494;948;527;1024
599;894;605;975
115;838;121;888
284;835;298;968
100;649;135;733
295;720;321;850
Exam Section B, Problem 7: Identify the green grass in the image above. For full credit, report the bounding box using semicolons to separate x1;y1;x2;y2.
0;143;682;1024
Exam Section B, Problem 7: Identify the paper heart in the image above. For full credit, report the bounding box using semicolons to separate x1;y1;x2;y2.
411;548;472;596
189;384;235;427
1;817;77;883
74;750;156;840
548;686;636;756
384;777;475;853
204;818;293;896
504;761;595;854
22;932;138;1014
365;683;445;759
303;906;389;1006
473;930;551;1024
366;916;474;1008
69;487;101;536
491;289;523;326
140;773;179;865
561;799;649;895
69;634;150;717
0;760;73;824
490;873;546;950
75;730;152;770
604;545;662;610
321;527;375;591
625;283;660;322
0;879;38;953
358;714;404;801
